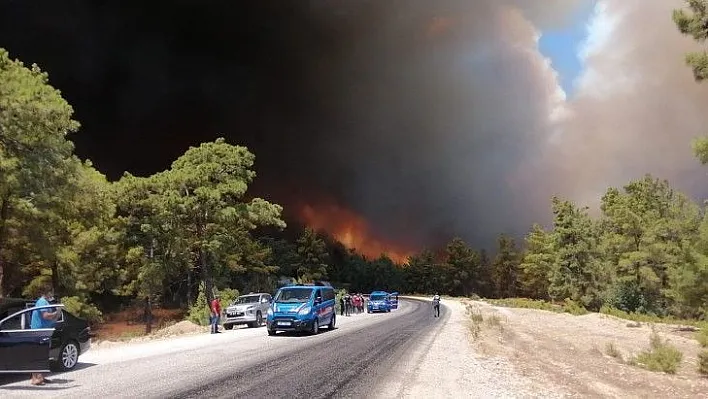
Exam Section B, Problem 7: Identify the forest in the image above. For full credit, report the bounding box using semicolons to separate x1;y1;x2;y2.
1;3;708;326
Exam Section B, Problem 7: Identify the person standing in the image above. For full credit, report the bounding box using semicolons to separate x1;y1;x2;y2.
432;293;441;317
210;293;222;334
344;293;352;316
30;285;60;385
339;295;345;316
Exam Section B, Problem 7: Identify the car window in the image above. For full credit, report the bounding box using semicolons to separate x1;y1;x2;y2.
0;307;56;331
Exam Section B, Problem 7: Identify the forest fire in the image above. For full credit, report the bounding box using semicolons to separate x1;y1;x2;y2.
298;204;415;265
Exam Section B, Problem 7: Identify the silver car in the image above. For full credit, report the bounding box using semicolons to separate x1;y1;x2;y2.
223;293;272;329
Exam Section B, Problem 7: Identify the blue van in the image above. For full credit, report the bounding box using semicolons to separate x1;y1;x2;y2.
367;291;392;313
266;283;336;335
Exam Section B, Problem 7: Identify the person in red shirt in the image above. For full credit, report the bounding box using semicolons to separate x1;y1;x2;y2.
210;293;222;334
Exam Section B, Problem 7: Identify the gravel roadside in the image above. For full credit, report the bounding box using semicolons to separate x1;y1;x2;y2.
377;297;567;399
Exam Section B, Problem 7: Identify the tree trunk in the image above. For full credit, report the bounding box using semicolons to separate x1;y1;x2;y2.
200;248;214;304
186;269;193;308
51;261;60;297
0;194;11;298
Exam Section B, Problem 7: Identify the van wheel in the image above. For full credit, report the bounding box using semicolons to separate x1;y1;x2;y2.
256;311;263;326
224;324;234;330
267;329;276;336
311;318;319;335
328;314;336;330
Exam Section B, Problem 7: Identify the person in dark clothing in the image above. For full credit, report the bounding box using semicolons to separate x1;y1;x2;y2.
339;296;345;316
344;294;352;316
432;293;441;317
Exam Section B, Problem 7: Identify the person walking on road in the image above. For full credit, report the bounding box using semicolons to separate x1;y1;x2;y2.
339;295;345;316
210;293;222;334
432;293;441;317
30;285;60;385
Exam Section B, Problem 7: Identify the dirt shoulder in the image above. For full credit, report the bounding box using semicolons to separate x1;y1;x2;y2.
466;299;708;398
378;297;567;398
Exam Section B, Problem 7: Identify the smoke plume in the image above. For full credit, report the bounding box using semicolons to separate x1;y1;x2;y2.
2;0;706;252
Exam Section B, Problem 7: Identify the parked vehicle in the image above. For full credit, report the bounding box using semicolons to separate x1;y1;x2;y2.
266;282;336;335
367;291;392;313
389;292;399;309
0;299;91;373
223;293;272;329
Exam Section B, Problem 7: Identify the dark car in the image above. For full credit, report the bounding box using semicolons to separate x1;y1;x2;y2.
0;298;91;373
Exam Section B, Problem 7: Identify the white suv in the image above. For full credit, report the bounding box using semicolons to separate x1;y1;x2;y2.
223;293;272;329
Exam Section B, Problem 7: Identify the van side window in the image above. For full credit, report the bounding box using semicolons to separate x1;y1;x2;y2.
326;289;335;301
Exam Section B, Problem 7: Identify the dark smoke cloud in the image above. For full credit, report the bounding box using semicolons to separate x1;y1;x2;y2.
4;1;702;251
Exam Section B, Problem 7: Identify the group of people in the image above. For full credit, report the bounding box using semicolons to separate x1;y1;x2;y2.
340;293;365;316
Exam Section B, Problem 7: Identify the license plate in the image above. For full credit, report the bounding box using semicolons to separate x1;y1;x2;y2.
277;321;291;326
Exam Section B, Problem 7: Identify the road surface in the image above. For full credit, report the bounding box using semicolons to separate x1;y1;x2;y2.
1;298;445;398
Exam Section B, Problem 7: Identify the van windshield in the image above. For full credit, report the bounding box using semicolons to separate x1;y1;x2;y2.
275;288;313;303
370;294;387;301
233;295;260;305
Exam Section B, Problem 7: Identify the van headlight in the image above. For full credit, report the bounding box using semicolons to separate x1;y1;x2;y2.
267;308;273;316
298;306;312;315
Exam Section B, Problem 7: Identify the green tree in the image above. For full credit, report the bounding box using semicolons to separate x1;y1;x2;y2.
0;49;80;296
598;175;701;314
518;224;554;299
674;1;708;162
673;1;708;82
548;197;603;309
491;234;520;298
295;228;329;282
444;237;479;296
117;139;285;305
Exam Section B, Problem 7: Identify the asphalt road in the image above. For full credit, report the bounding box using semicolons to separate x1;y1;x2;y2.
1;298;446;398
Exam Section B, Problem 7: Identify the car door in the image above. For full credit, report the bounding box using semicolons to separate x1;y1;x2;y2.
0;306;57;372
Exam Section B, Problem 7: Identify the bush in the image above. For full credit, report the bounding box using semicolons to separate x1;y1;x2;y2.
186;284;210;326
698;350;708;376
563;298;589;315
632;332;683;374
696;328;708;348
217;288;240;309
60;296;103;325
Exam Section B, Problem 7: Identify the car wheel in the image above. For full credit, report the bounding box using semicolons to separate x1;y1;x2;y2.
311;318;319;335
328;314;336;330
256;311;263;327
224;324;234;330
58;341;79;371
267;329;276;336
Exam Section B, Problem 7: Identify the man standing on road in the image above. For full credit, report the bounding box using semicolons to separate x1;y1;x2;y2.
339;295;345;316
432;293;441;318
30;285;60;385
210;293;222;334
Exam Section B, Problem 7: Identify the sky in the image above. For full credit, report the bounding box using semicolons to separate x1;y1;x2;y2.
538;1;597;96
1;0;707;255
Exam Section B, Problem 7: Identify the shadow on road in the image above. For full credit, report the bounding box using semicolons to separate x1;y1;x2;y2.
267;327;338;338
0;362;97;388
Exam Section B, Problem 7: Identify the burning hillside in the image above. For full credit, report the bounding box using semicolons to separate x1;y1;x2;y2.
298;203;415;264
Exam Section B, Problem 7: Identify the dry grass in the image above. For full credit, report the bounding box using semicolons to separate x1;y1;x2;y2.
698;350;708;376
605;342;623;361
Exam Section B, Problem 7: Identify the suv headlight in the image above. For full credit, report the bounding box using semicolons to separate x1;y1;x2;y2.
298;306;312;315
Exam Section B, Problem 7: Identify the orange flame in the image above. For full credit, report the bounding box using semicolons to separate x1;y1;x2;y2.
299;204;414;265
